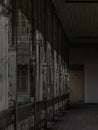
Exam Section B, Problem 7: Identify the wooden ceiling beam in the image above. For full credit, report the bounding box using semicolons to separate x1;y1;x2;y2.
73;36;98;39
65;0;98;3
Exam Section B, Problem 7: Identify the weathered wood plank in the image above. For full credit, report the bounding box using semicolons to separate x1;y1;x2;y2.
0;109;14;129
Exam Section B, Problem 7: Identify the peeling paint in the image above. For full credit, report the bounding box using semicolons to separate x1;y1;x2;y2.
0;6;9;110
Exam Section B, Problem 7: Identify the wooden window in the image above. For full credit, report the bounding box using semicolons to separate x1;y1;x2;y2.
17;65;29;94
17;10;32;38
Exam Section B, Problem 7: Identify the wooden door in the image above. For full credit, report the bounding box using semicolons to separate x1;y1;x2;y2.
69;70;84;104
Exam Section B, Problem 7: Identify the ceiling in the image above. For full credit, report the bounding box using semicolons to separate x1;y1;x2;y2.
52;0;98;45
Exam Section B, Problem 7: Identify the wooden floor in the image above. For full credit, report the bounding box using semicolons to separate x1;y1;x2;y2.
51;104;98;130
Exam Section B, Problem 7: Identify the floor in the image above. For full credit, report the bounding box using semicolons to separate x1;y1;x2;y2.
51;104;98;130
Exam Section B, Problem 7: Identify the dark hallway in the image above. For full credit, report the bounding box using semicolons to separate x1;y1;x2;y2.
1;0;98;130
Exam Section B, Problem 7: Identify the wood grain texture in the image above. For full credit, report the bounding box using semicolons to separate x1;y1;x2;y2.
69;70;84;104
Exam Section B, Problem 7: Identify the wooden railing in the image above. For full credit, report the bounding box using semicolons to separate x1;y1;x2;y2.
0;108;14;130
0;93;69;130
17;103;34;121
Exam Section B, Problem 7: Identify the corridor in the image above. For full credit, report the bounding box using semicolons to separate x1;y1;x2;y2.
1;0;98;130
51;105;98;130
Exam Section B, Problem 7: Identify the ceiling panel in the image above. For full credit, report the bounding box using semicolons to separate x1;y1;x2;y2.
52;0;98;44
